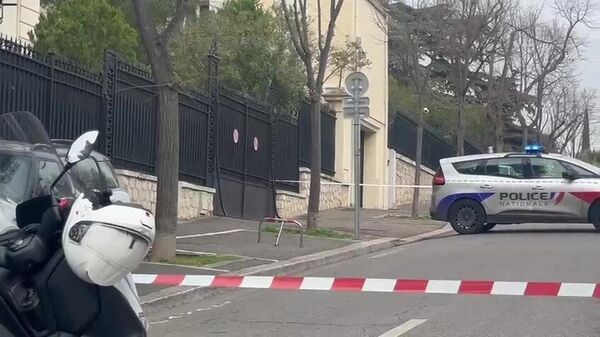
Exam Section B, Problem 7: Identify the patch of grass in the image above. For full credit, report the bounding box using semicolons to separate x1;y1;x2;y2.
262;226;353;240
159;254;237;267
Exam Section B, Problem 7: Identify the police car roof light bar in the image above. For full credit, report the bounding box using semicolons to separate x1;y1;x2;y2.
524;144;546;154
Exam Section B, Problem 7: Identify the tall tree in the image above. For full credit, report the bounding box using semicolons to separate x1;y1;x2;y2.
387;0;432;217
513;0;594;146
478;0;526;153
279;0;346;230
132;0;190;261
170;0;306;113
431;0;507;155
31;0;138;69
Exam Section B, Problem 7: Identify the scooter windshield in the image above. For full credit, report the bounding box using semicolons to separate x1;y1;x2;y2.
0;111;53;148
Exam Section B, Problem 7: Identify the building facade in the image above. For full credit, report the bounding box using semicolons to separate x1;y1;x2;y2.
327;0;389;210
263;0;390;210
0;0;40;42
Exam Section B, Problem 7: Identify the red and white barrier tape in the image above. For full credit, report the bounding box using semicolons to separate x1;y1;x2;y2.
133;274;600;298
274;180;433;188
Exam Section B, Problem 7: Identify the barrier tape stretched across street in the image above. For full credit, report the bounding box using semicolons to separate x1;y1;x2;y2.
133;274;600;299
274;180;433;188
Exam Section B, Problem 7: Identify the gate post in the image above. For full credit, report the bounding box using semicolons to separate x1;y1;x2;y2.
206;43;220;188
102;51;117;159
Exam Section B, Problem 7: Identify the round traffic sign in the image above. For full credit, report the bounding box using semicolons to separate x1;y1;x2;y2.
344;72;369;97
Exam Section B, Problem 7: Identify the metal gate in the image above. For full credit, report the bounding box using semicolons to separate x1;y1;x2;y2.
212;87;275;220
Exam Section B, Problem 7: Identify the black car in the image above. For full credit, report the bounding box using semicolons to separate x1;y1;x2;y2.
0;141;76;235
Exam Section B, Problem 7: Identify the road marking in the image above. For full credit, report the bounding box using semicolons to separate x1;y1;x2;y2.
378;319;427;337
149;300;232;325
142;261;229;272
176;229;254;239
175;249;279;263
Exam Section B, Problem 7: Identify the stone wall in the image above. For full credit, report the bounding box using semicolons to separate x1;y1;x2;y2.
115;169;215;221
388;150;435;208
276;167;351;218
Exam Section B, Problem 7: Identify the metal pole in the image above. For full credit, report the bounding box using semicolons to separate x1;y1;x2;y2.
353;79;361;240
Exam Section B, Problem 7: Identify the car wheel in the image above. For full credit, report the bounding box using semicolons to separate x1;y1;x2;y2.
589;202;600;232
448;199;486;234
481;223;496;232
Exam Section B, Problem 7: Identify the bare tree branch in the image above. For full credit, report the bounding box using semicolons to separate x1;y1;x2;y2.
317;0;323;52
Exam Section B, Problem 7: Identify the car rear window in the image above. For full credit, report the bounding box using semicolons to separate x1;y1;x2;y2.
452;160;480;175
483;158;525;178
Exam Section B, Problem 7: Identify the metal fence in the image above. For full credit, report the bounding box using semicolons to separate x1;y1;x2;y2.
298;101;336;175
389;113;481;170
0;36;329;219
0;39;104;143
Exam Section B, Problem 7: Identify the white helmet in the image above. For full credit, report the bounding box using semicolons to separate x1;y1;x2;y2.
62;202;155;286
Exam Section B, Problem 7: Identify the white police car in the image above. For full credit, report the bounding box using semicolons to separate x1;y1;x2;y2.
430;145;600;234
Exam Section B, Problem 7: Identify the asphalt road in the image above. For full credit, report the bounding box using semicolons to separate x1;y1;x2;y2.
146;224;600;337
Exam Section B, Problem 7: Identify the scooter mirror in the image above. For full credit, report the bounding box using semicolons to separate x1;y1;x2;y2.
66;131;99;165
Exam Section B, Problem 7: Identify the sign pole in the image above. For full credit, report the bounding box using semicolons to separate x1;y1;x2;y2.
343;71;368;241
353;78;361;240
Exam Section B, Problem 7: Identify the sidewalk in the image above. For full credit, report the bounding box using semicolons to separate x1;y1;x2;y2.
299;206;443;239
135;207;446;297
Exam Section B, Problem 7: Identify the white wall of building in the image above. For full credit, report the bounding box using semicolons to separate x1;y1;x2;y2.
0;0;40;43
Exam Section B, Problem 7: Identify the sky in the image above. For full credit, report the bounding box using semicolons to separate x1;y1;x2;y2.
524;0;600;147
403;0;600;146
522;0;600;94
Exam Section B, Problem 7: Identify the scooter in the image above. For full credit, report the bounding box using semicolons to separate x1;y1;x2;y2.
0;113;153;337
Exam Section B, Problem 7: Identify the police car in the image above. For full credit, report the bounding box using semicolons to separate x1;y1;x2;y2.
430;145;600;234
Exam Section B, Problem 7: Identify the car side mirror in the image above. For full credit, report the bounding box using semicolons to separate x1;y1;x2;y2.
66;131;99;165
563;171;577;180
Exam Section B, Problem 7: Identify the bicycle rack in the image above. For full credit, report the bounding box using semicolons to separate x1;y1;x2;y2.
258;217;303;248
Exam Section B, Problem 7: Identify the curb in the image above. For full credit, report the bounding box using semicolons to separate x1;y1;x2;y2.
140;225;453;313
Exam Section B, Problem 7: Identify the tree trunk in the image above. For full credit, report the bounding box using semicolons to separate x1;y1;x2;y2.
132;0;186;261
412;95;424;219
306;97;322;230
582;107;591;153
455;62;465;156
456;94;465;155
151;85;180;261
494;108;504;152
535;79;544;143
522;127;528;149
